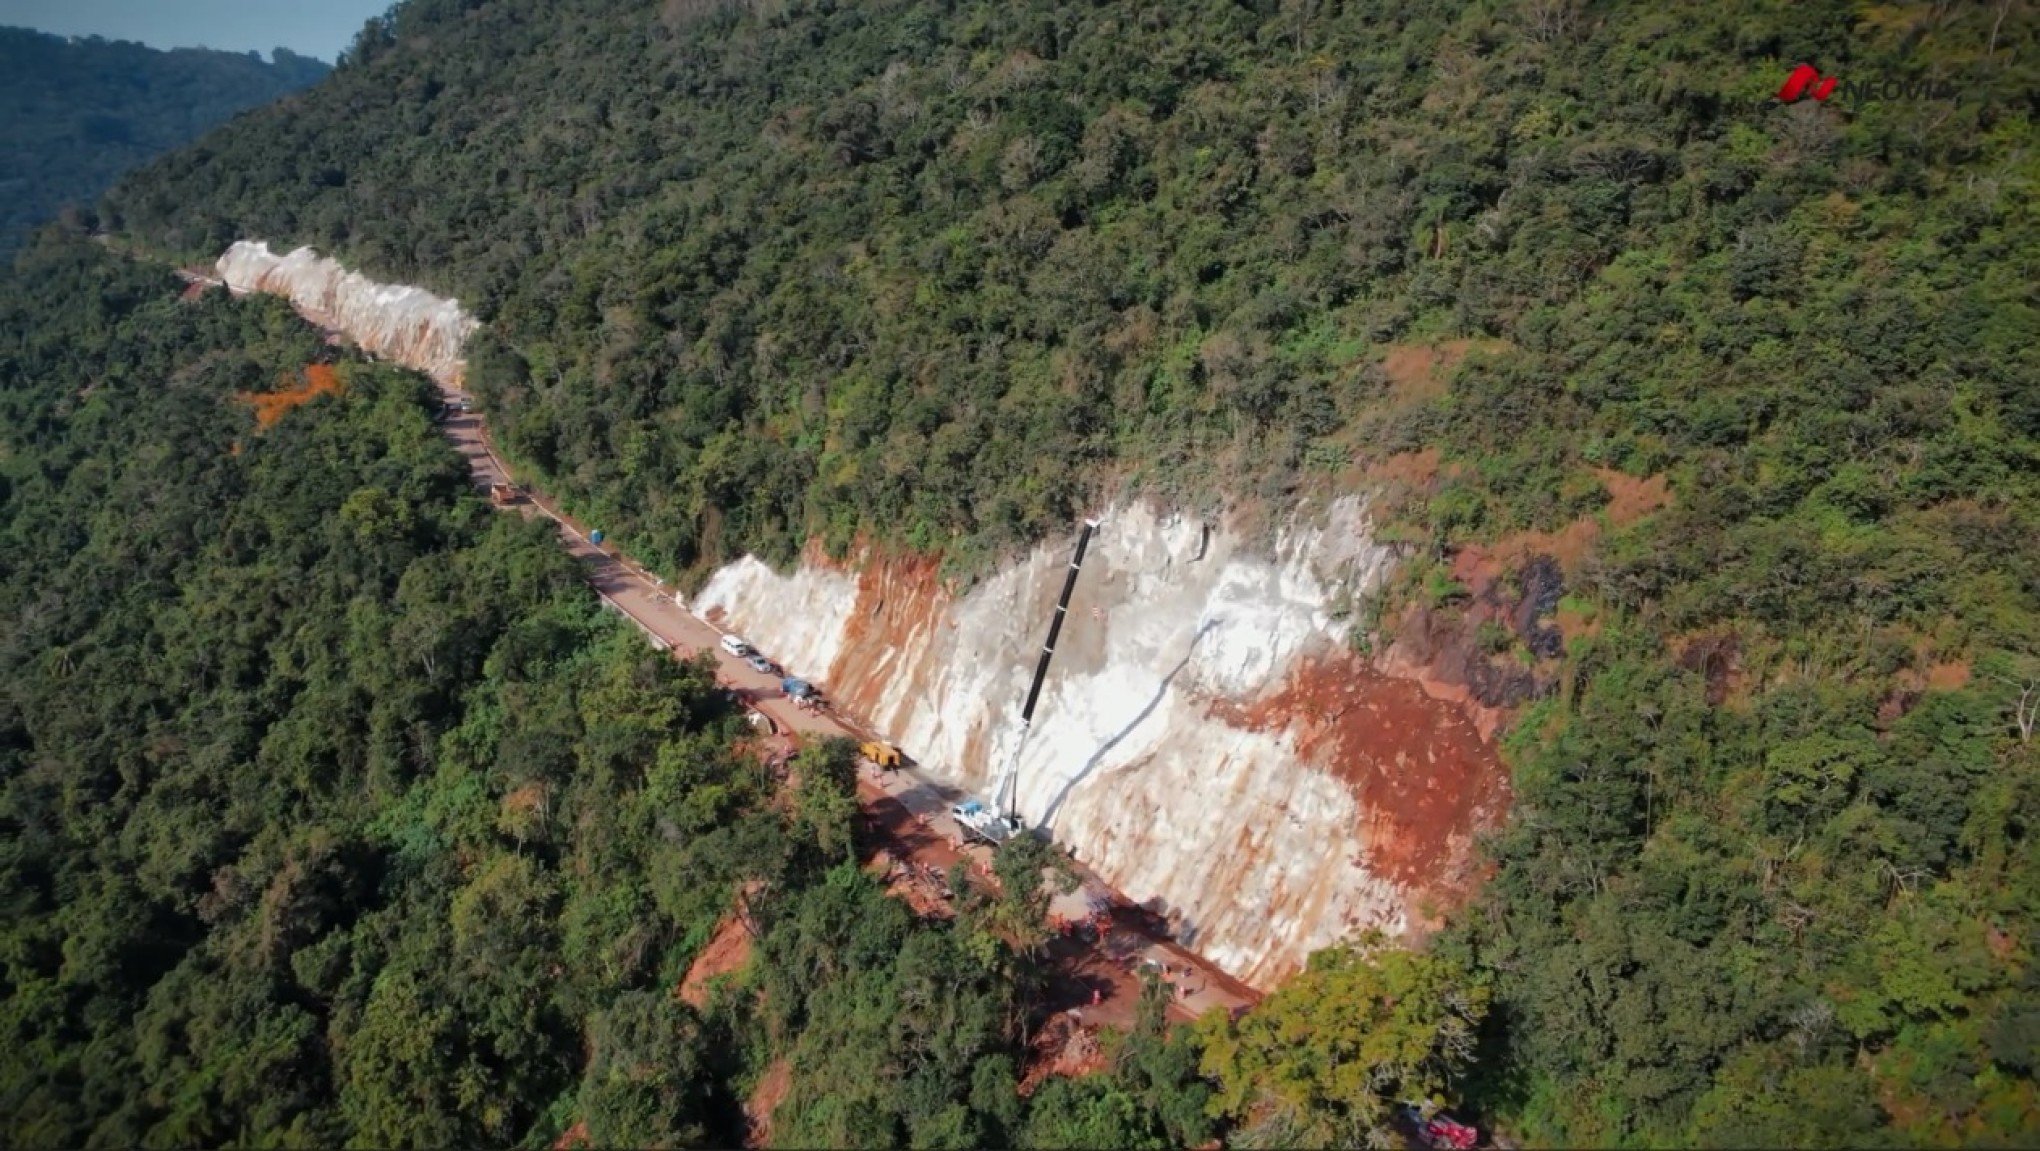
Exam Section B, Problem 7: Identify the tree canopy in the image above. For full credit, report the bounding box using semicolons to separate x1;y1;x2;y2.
43;0;2040;1143
0;234;1262;1147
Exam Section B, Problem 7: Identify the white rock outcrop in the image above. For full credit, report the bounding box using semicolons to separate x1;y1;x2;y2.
213;240;1509;988
692;499;1487;986
216;241;479;387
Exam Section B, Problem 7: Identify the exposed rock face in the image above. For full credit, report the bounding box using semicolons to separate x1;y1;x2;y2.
212;240;1513;989
215;241;478;386
695;500;1510;987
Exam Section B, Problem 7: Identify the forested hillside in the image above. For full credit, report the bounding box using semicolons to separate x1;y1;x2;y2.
0;235;1482;1148
75;0;2040;1144
0;27;326;257
0;234;765;1145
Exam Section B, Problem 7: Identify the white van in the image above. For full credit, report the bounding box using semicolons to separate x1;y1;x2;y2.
719;634;752;657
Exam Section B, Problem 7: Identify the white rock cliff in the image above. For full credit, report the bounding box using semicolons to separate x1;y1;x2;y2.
216;241;479;387
216;242;1509;988
695;499;1506;987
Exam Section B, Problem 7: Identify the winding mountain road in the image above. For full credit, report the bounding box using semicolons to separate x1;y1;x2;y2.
435;388;1259;1025
189;266;1257;1026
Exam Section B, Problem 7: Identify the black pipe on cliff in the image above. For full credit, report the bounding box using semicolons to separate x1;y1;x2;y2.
1020;519;1098;728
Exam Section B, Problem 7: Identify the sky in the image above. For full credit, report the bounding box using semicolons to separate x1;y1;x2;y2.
0;0;391;61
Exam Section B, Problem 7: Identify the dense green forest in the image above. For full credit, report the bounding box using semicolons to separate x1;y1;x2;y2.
60;0;2040;1144
0;236;1480;1148
0;27;326;259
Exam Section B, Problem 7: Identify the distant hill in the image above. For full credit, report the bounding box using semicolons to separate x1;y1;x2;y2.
0;27;327;256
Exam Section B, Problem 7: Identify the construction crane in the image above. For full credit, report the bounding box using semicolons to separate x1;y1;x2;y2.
953;518;1100;846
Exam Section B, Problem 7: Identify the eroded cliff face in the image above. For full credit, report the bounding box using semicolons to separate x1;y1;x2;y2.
215;242;478;386
695;500;1510;987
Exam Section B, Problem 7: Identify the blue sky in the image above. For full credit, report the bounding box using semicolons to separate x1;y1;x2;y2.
0;0;391;60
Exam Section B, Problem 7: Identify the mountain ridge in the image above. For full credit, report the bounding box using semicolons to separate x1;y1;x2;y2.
0;25;327;256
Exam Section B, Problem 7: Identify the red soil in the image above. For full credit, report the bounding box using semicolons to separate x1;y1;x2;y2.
1878;655;1973;723
1209;650;1509;905
1447;467;1671;587
824;546;951;724
812;539;1512;963
1593;466;1672;526
1374;634;1517;747
1379;339;1512;399
1382;469;1669;740
239;363;343;430
1554;600;1600;645
744;1058;791;1148
1925;660;1971;691
1451;518;1601;585
1379;340;1467;400
676;913;753;1010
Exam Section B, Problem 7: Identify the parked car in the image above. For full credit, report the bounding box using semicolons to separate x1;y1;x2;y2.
719;634;752;657
746;653;778;675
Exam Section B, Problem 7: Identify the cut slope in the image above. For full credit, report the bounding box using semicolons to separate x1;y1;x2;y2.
694;498;1510;987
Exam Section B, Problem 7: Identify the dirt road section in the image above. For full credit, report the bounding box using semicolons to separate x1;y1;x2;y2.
180;264;1262;1128
428;384;1257;1027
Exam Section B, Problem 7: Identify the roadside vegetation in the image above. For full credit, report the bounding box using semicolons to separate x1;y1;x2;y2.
43;0;2040;1144
1;238;1474;1148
